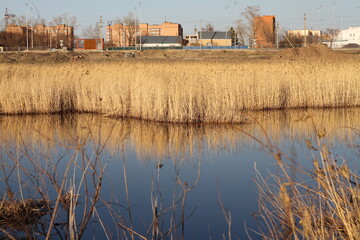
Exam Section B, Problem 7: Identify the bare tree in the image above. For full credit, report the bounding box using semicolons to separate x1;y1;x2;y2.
38;18;47;26
82;25;100;39
234;19;246;45
50;13;77;27
8;16;27;26
111;13;139;47
49;13;77;49
202;23;214;32
241;5;261;46
122;12;138;46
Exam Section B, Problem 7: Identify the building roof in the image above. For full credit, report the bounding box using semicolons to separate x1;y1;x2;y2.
198;31;231;39
138;36;183;44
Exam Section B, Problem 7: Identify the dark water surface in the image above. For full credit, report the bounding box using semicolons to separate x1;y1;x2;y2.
0;108;359;239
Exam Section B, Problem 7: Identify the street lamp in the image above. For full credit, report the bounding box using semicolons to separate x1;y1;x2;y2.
317;5;323;44
317;5;322;30
25;2;29;51
234;1;237;48
134;6;137;50
225;5;229;39
139;1;142;51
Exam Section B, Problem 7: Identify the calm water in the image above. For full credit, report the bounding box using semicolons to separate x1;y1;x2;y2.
0;108;359;239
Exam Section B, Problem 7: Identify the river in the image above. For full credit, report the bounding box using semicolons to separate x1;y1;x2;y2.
0;108;359;239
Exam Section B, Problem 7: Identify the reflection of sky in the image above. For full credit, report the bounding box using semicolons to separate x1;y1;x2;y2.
0;108;359;239
101;133;358;239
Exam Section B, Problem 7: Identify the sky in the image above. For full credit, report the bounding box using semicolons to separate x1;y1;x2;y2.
1;0;359;36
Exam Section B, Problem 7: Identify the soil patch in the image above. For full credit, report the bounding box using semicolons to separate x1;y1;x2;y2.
0;47;358;63
274;44;347;61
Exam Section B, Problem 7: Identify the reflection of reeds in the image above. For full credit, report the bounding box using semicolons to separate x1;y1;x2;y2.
0;108;358;161
255;129;360;239
1;60;359;123
0;123;113;239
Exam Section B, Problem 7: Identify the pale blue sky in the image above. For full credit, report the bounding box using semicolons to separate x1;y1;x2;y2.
1;0;359;36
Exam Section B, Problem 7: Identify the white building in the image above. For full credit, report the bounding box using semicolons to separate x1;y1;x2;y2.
288;29;322;37
325;27;360;48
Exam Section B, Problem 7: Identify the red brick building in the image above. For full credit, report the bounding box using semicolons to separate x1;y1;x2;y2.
254;15;276;48
106;21;183;47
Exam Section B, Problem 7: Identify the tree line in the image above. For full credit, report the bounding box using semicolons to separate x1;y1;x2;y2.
0;13;77;50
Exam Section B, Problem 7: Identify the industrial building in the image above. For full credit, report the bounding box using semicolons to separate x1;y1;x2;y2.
197;31;232;47
75;39;104;50
326;27;360;48
106;21;183;48
253;15;276;48
138;36;183;48
5;24;74;49
288;29;322;37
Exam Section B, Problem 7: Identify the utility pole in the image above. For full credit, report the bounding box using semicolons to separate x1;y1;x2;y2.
200;19;202;49
5;8;16;29
332;1;336;48
317;5;323;44
31;11;34;49
276;21;279;49
97;16;104;51
234;1;237;49
303;13;307;47
139;1;142;51
134;6;137;50
225;5;229;40
25;3;29;51
107;21;112;47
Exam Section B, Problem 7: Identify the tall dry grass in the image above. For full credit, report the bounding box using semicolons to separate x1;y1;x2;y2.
0;59;359;123
254;128;360;239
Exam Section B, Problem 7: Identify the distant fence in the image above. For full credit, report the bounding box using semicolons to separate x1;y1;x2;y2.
107;46;249;51
183;46;249;50
1;46;63;51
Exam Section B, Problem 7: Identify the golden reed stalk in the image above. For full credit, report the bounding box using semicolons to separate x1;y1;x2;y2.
0;59;359;123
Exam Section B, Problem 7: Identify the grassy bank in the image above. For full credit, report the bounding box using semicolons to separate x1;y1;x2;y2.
0;59;359;123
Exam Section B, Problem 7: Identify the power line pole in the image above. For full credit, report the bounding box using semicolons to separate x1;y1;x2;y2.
5;8;16;29
234;1;237;49
25;2;29;51
199;19;202;50
276;21;279;49
134;6;137;50
303;13;307;47
97;16;104;51
139;1;142;51
225;5;229;40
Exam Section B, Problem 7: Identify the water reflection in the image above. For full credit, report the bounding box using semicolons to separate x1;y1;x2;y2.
0;108;359;239
1;108;358;159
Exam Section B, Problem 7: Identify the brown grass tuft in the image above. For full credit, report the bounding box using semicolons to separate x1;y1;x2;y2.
0;199;49;230
255;130;360;239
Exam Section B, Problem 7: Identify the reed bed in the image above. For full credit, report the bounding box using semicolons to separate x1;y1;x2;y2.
0;59;359;123
255;129;360;239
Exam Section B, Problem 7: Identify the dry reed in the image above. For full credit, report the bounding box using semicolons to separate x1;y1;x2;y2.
254;129;360;239
0;59;359;123
0;199;49;230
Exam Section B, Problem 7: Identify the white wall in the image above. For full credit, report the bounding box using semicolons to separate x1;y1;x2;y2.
331;27;360;48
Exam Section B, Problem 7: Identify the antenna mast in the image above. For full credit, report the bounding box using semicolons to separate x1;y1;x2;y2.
5;8;16;29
